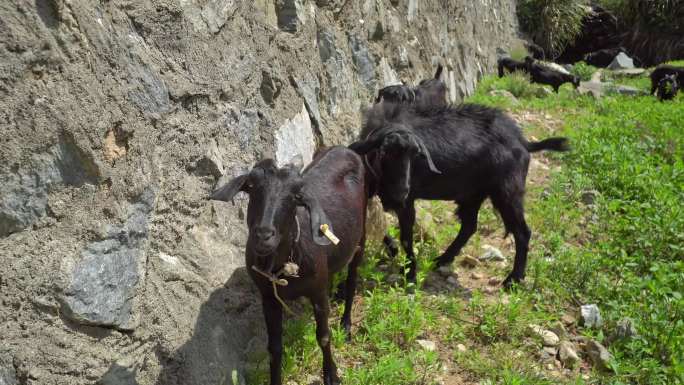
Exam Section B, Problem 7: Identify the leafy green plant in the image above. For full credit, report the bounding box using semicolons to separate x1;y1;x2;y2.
517;0;590;57
570;61;597;81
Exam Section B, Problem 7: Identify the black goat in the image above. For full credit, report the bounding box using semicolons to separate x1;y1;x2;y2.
375;65;447;108
209;147;367;385
498;57;530;77
375;83;416;104
584;47;626;68
350;103;569;287
524;41;546;60
525;57;580;93
650;65;684;95
657;74;679;101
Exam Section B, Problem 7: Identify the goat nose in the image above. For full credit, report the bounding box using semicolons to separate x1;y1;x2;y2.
255;226;276;241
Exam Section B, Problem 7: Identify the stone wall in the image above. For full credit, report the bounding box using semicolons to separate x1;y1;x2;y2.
0;0;517;384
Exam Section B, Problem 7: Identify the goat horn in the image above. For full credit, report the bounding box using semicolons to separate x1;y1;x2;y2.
416;137;441;174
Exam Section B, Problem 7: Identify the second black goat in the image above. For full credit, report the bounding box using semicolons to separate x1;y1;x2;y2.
350;103;569;287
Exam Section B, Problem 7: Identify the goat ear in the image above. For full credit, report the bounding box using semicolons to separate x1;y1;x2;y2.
297;192;332;246
209;174;249;202
349;137;382;155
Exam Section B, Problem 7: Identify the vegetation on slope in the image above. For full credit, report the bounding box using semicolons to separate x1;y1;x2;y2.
247;66;684;385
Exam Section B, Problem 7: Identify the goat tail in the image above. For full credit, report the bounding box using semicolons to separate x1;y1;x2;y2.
525;137;570;152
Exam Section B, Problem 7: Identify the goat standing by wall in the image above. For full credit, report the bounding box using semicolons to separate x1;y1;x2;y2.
209;147;367;385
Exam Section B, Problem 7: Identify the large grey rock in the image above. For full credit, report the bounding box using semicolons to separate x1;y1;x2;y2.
183;0;239;34
558;341;580;368
608;53;635;70
612;68;646;77
348;34;376;91
195;139;225;179
292;74;322;132
488;90;518;104
528;324;560;347
612;85;642;96
61;189;155;330
585;340;613;371
580;304;603;328
577;81;609;99
99;364;138;385
274;105;316;167
479;244;506;261
260;69;282;106
0;135;99;237
379;57;401;86
317;29;337;63
0;364;17;385
276;0;307;32
127;52;170;118
612;318;638;341
408;0;418;22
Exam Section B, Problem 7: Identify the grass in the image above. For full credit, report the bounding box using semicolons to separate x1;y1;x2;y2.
246;70;684;385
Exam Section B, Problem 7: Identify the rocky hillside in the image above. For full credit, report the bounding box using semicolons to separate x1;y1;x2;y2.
0;1;517;384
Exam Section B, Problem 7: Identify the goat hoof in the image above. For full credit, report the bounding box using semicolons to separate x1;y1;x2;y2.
324;372;341;385
435;254;454;268
502;274;524;290
341;322;352;342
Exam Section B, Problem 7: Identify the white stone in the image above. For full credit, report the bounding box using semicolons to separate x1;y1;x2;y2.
528;324;560;347
416;339;436;351
580;304;603;328
275;104;315;168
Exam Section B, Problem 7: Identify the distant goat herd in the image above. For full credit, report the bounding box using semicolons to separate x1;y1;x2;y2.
498;50;682;101
209;55;680;384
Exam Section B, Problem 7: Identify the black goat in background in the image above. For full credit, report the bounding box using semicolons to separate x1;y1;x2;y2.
209;147;368;385
657;74;679;101
650;65;684;95
350;103;569;287
498;57;531;77
525;57;580;93
375;65;447;108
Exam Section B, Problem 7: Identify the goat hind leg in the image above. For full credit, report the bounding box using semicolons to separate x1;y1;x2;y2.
493;196;531;288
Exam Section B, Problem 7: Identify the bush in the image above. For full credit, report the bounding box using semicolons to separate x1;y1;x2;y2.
598;0;684;33
500;72;538;98
517;0;590;58
570;61;598;81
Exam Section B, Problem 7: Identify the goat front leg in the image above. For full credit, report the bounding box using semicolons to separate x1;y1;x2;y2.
436;198;484;267
262;296;284;385
311;295;340;385
397;203;417;284
341;239;364;340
